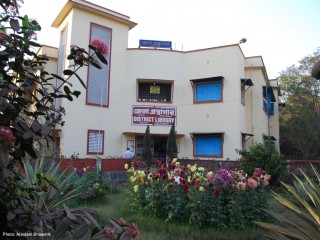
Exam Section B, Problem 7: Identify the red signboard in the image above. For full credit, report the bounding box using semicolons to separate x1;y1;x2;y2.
132;105;177;126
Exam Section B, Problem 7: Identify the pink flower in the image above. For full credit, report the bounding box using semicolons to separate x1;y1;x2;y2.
0;127;15;149
247;177;258;189
254;168;263;177
91;39;108;56
105;227;116;240
124;223;140;238
118;218;127;226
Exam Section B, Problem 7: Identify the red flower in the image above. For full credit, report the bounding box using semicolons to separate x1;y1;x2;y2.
0;127;15;149
161;174;168;180
182;184;189;192
213;189;219;197
90;39;108;56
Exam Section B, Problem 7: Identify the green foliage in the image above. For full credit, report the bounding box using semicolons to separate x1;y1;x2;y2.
70;166;107;202
0;1;107;160
238;135;287;183
141;125;153;166
279;48;320;159
0;2;138;239
20;158;78;210
254;164;320;239
127;161;270;229
166;124;178;159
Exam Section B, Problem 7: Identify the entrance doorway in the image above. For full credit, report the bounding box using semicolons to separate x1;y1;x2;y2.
135;135;167;162
153;136;167;162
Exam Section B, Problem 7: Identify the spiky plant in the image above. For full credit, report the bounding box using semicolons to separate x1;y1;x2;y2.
254;164;320;240
21;157;79;211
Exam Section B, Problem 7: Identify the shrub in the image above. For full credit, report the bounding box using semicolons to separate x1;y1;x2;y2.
238;135;287;184
127;159;270;229
70;166;107;202
254;164;320;239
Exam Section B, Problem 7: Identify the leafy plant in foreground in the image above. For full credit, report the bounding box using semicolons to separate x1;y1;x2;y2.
254;164;320;239
0;1;138;239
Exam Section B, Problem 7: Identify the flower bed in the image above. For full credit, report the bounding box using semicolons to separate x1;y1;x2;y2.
126;159;271;229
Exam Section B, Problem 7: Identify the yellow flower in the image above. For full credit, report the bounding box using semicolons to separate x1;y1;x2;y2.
175;162;181;168
190;165;197;172
124;163;129;170
133;185;139;193
199;186;204;192
187;164;191;170
198;167;204;172
172;158;177;164
130;176;135;183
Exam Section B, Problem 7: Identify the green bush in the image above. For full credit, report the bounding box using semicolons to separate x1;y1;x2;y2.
68;166;107;202
238;135;287;184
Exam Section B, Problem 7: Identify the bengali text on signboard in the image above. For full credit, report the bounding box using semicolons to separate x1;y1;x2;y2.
139;39;172;49
132;105;177;126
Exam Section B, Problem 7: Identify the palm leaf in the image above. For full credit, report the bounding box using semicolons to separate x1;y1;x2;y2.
255;164;320;240
254;221;309;240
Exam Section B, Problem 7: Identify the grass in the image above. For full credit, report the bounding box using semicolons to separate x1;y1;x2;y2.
74;185;275;240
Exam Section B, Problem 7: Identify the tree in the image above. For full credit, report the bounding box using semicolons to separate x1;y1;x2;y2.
141;125;153;166
0;1;138;239
166;124;178;159
279;48;320;159
0;1;107;161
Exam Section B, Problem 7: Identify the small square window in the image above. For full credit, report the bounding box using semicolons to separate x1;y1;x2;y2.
87;130;104;155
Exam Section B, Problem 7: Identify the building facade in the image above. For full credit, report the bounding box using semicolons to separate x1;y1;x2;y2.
42;0;280;161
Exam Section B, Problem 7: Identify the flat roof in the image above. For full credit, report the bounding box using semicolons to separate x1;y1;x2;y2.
52;0;137;29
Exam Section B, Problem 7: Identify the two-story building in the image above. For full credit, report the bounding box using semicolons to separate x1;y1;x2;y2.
41;0;279;161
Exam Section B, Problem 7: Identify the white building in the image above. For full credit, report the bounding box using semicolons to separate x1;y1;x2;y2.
42;0;280;161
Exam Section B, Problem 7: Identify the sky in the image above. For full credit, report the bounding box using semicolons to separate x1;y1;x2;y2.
20;0;320;79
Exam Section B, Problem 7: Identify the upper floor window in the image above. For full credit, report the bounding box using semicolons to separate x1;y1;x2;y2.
137;79;173;103
263;86;276;116
56;25;68;112
192;133;223;157
240;79;253;105
86;23;112;107
190;76;224;103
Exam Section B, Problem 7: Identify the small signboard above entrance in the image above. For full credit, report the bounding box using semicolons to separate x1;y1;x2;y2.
139;39;172;49
132;105;177;126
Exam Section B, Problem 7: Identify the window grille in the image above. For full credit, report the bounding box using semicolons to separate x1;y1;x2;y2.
138;82;172;102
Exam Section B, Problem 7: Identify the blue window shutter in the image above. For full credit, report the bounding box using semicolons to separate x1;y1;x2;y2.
268;102;274;116
195;135;222;156
196;82;221;102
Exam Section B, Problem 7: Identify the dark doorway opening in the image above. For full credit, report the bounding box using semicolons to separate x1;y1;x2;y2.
136;135;167;162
